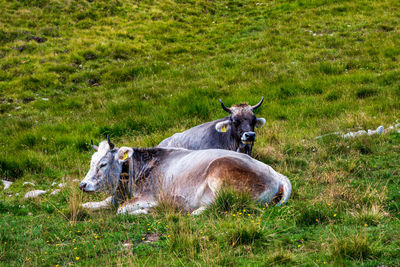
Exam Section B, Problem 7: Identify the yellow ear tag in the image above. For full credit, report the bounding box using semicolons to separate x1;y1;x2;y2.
221;126;227;133
123;152;128;160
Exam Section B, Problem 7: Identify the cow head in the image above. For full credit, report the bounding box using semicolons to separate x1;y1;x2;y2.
215;97;266;155
79;137;131;194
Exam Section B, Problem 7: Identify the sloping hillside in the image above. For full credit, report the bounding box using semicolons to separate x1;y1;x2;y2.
1;0;399;265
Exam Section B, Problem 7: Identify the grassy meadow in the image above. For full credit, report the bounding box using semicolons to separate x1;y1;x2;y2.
1;0;400;265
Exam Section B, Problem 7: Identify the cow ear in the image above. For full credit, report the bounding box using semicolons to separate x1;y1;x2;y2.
117;147;133;163
215;120;231;133
255;118;266;128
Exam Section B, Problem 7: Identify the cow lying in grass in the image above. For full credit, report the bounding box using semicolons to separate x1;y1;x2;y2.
80;138;291;215
158;97;266;156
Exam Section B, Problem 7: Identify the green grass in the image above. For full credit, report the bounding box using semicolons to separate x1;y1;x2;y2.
1;0;400;265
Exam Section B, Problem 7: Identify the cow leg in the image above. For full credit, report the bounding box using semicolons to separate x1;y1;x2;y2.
81;196;112;210
117;195;156;215
190;181;215;215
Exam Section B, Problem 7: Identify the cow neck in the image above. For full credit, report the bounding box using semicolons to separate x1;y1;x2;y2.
226;126;240;152
130;148;162;193
229;131;240;152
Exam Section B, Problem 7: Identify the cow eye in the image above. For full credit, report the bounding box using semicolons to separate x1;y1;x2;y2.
99;163;107;168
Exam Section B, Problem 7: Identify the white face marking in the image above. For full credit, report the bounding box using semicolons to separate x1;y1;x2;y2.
80;141;113;192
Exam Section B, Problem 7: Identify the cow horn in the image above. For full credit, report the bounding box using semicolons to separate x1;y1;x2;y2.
252;96;264;110
219;99;232;114
91;139;98;151
107;135;115;149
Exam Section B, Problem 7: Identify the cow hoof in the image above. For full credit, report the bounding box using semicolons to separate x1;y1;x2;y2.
191;206;206;216
129;209;149;215
117;207;148;215
117;206;127;215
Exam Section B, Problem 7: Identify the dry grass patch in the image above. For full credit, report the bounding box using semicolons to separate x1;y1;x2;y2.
317;183;359;208
349;204;389;226
310;170;347;185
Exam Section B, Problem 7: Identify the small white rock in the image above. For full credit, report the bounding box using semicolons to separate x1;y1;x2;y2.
2;180;13;190
51;182;57;187
42;98;49;101
367;126;384;136
23;182;35;186
24;190;46;199
122;243;132;248
50;189;61;195
58;183;66;188
15;106;21;110
344;130;367;139
15;193;20;196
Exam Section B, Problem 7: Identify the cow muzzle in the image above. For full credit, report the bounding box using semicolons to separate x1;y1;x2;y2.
241;132;256;144
79;182;96;192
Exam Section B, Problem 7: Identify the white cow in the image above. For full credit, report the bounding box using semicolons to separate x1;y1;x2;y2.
80;138;291;215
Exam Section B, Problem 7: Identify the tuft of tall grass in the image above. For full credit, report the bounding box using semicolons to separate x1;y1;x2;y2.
66;186;88;222
329;233;381;261
349;204;388;226
266;250;294;266
294;202;332;226
205;188;260;217
226;222;263;247
166;217;201;259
